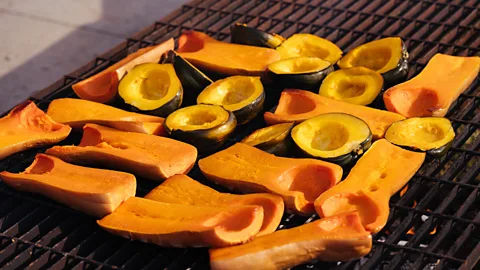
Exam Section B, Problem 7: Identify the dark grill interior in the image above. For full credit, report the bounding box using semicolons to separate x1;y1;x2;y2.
1;0;479;269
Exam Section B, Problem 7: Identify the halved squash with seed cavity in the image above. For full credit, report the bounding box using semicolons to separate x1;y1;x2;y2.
276;34;343;64
241;122;294;156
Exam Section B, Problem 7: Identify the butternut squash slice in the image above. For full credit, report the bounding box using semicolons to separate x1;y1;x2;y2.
0;154;136;217
46;124;197;181
264;89;405;139
177;30;280;76
72;38;174;103
198;143;342;215
210;212;372;270
97;197;264;247
314;139;425;233
145;174;284;236
0;101;71;160
383;53;480;117
47;98;165;135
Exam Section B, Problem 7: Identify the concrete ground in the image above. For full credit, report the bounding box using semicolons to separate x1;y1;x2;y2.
0;0;189;113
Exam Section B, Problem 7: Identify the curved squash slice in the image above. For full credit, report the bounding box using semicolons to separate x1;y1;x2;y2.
46;124;197;180
98;197;264;247
0;154;136;217
145;174;284;236
384;53;480;117
198;143;342;215
72;38;174;103
241;122;294;156
164;104;237;152
319;67;383;105
197;76;265;124
118;63;182;117
230;23;285;49
264;89;404;139
47;98;165;135
337;37;408;86
385;117;455;156
0;101;71;160
315;139;425;233
177;31;280;76
210;212;372;270
292;113;372;167
276;34;342;64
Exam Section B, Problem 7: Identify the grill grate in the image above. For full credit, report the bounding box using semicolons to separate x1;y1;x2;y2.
1;0;479;269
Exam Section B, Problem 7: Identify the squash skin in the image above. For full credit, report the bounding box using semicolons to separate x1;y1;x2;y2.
47;98;166;135
230;23;285;49
0;154;136;218
264;89;405;139
383;54;480;118
314;139;425;233
0;101;71;160
46;124;197;181
210;212;372;270
72;38;174;103
198;143;342;215
145;174;284;236
98;197;264;248
241;122;294;156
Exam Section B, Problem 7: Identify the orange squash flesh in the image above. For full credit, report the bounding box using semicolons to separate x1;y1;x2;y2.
209;212;372;270
0;154;136;217
46;124;197;181
264;89;404;139
198;143;342;215
178;31;280;76
0;101;71;160
97;197;264;247
314;139;425;233
72;38;174;103
47;98;165;135
145;174;284;236
384;53;480;117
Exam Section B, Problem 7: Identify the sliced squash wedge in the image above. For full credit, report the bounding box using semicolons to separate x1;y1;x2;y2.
230;23;285;48
241;122;294;156
276;34;343;64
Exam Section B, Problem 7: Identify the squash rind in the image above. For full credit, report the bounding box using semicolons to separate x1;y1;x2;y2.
241;122;294;156
230;23;285;49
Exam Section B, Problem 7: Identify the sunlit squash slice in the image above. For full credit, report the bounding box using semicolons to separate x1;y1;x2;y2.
276;34;343;64
0;154;136;217
72;38;174;103
267;57;334;91
198;143;342;215
264;89;405;139
0;101;71;160
197;76;265;125
241;122;294;156
384;53;480;117
47;98;165;135
118;63;182;117
292;113;372;167
385;117;455;156
319;67;383;105
145;174;284;236
177;31;280;77
230;23;285;48
314;139;426;233
46;124;197;180
98;197;264;247
210;212;372;270
164;104;236;153
337;37;408;86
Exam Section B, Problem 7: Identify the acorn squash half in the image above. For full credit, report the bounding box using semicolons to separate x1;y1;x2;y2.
337;37;408;86
385;117;455;156
241;122;294;156
230;23;285;49
164;104;236;153
319;67;383;106
118;63;182;117
276;34;343;64
291;113;372;167
267;57;334;91
197;76;265;125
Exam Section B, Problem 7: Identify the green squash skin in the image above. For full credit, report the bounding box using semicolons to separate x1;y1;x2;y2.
127;87;183;117
381;42;409;87
267;65;334;92
163;111;237;154
230;24;284;49
244;123;294;156
231;90;266;125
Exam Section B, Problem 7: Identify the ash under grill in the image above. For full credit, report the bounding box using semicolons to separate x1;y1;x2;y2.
1;0;479;269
